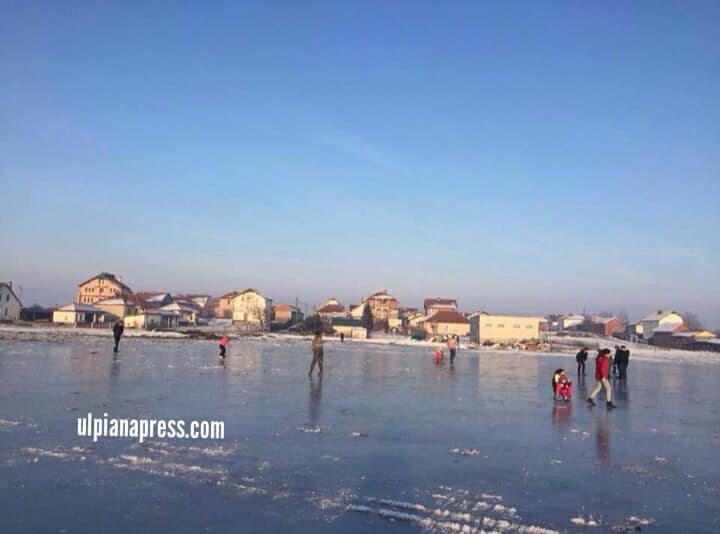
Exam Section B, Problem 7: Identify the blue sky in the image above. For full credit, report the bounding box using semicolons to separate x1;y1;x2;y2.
1;1;718;326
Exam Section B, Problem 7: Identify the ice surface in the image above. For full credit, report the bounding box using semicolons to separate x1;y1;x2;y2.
0;338;718;532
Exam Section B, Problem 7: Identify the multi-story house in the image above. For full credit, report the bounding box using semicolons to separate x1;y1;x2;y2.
640;310;684;341
0;281;22;322
361;290;399;329
232;289;272;330
76;272;132;305
423;298;458;316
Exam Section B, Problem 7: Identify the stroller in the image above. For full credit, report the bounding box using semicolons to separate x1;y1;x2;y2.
552;368;573;401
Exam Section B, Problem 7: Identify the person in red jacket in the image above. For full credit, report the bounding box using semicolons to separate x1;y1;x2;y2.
587;348;616;409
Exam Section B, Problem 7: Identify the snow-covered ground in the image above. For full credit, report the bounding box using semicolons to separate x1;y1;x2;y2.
0;339;718;532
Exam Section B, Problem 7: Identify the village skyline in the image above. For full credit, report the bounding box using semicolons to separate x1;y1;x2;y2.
4;268;716;330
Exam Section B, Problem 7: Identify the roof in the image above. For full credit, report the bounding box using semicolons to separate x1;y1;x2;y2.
425;309;469;324
161;302;197;312
219;291;240;300
317;303;346;314
235;288;268;300
364;290;396;300
561;314;585;320
56;303;103;313
652;322;685;333
424;298;457;308
274;304;299;312
591;316;619;324
331;317;365;327
0;282;22;306
94;298;130;306
77;272;132;293
641;310;681;322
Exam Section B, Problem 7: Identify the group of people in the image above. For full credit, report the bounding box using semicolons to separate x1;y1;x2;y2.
171;328;628;413
567;345;631;410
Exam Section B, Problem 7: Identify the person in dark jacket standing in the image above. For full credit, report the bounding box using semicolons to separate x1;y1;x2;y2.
308;331;324;376
587;349;616;409
112;320;124;352
617;345;630;379
576;347;589;375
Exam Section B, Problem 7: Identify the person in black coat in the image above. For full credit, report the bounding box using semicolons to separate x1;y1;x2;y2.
576;347;589;375
112;320;124;352
617;345;630;379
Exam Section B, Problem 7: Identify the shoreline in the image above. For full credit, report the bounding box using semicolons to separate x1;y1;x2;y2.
1;325;717;365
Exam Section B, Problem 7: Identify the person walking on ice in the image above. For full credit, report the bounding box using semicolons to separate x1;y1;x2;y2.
447;335;458;365
576;346;589;375
587;348;616;409
309;331;324;376
218;335;229;359
112;320;124;352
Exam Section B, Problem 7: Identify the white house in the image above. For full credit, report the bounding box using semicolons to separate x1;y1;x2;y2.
559;314;585;331
124;310;178;329
232;288;273;330
160;302;198;326
0;281;22;322
53;303;115;326
640;310;684;340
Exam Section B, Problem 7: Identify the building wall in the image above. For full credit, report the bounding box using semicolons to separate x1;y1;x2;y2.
0;286;21;321
76;277;130;304
425;321;470;337
53;311;79;324
214;296;236;318
333;324;368;339
94;301;133;319
470;314;542;344
232;291;272;329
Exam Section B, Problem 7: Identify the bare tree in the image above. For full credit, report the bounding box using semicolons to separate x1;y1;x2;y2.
251;304;268;331
683;311;704;331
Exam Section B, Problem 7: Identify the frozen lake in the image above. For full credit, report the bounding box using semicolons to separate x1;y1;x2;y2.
1;338;718;533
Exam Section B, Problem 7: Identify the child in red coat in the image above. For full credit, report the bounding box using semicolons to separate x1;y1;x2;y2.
219;335;229;358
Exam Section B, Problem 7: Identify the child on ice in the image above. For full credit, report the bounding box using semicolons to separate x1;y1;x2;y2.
552;368;573;401
219;335;229;358
434;346;444;364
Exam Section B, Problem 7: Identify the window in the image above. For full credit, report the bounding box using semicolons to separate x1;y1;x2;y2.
498;324;505;328
514;324;521;329
485;323;493;328
526;325;533;329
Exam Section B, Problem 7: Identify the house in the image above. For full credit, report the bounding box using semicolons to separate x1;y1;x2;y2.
76;272;132;304
53;303;116;326
423;298;458;316
469;312;544;344
232;289;272;330
0;281;22;322
361;290;399;329
559;314;585;331
640;310;684;341
424;309;470;338
132;292;173;308
650;322;688;347
273;304;303;325
94;297;137;319
672;330;715;350
349;302;369;319
583;316;624;337
406;311;426;330
316;298;346;323
160;302;199;326
212;291;240;319
331;317;368;339
124;310;178;330
691;338;720;352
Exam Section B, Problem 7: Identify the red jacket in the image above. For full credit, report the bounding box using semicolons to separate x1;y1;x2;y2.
595;354;610;380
